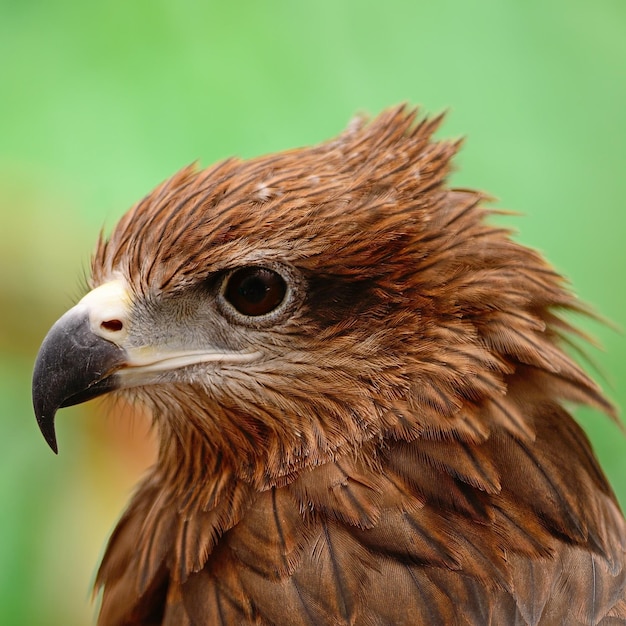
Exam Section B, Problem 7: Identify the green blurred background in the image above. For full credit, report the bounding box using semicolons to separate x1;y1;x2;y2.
1;1;625;623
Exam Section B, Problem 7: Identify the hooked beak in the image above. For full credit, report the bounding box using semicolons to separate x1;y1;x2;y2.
32;281;130;453
32;279;261;453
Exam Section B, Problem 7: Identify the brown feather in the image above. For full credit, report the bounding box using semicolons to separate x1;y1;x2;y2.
83;105;626;624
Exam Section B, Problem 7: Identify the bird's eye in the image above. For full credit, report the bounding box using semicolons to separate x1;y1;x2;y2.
223;267;287;317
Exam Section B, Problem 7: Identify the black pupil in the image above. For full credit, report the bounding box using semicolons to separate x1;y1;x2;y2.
225;267;286;316
239;275;269;303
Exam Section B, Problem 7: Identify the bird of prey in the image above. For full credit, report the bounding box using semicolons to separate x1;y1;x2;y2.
33;106;626;625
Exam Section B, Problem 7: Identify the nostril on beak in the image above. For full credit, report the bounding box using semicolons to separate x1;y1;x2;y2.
101;319;124;332
77;279;130;342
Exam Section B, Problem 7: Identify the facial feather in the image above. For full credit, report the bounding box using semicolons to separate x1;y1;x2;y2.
89;109;601;479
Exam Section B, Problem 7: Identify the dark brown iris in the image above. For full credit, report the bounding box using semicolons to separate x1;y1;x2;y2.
224;267;287;316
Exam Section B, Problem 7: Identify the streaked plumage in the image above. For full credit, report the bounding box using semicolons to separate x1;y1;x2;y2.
33;106;626;624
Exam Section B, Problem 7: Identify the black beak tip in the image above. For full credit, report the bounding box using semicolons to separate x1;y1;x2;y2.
37;415;59;454
33;396;59;453
32;351;61;454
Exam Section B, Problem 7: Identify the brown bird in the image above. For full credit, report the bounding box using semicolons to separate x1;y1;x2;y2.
33;106;626;625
